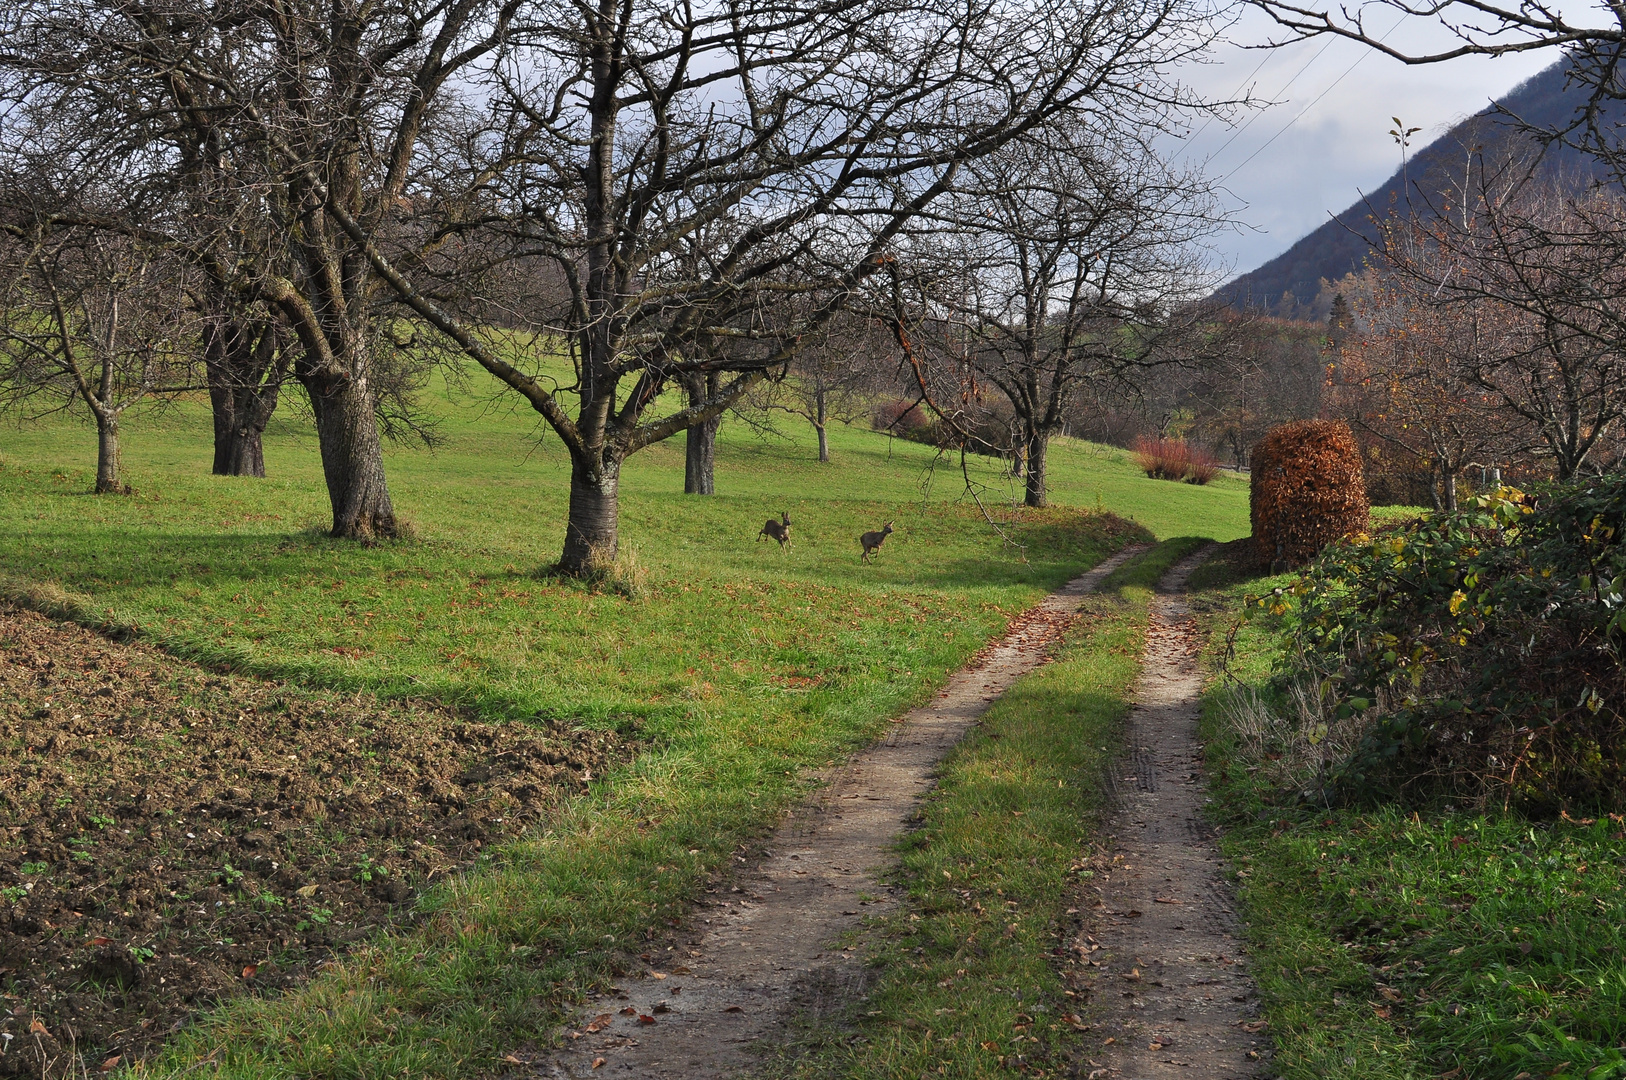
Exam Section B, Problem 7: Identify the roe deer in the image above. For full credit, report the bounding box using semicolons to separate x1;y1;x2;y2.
860;521;894;563
758;511;792;549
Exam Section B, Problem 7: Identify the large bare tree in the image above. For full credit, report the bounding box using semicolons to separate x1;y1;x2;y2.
883;128;1227;506
0;0;519;536
333;0;1235;571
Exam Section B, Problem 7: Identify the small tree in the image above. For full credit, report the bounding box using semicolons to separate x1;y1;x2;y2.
1326;263;1525;510
0;228;197;492
752;313;885;463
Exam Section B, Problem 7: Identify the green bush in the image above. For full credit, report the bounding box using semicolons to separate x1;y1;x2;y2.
1245;476;1626;813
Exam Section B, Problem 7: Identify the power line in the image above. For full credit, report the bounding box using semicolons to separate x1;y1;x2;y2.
1200;34;1341;164
1219;15;1406;184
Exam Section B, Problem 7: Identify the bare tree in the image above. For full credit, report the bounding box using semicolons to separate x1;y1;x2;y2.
0;0;519;537
335;0;1236;572
746;312;886;463
887;128;1228;506
0;227;197;493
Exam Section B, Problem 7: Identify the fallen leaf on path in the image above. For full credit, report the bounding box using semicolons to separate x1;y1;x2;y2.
98;1057;121;1073
585;1013;614;1033
88;936;114;946
650;971;667;979
241;965;257;978
296;884;319;898
1239;1020;1268;1033
637;1014;655;1025
724;1005;743;1013
619;1007;636;1015
1377;986;1403;1002
1121;968;1141;981
591;1058;606;1069
29;1018;48;1036
1154;896;1182;905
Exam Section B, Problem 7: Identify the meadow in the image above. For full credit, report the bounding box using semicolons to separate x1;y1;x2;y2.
0;380;1248;1077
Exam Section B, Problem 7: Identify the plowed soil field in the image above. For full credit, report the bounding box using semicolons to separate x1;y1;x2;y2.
0;606;632;1077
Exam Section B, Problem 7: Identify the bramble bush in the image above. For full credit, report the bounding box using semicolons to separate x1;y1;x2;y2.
1244;477;1626;813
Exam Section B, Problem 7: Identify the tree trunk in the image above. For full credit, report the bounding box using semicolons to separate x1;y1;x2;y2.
302;365;397;539
95;411;127;494
1024;431;1049;508
208;371;236;475
206;317;283;477
1010;440;1025;478
814;388;829;463
560;461;621;573
1443;469;1458;513
684;373;719;494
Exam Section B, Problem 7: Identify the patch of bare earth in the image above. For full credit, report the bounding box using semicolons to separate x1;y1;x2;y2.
530;545;1148;1080
0;606;632;1078
1068;547;1271;1079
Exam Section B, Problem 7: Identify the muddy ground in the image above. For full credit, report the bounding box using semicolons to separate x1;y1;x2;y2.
0;606;632;1077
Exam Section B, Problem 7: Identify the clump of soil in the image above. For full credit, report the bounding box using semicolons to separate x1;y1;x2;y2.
0;606;633;1077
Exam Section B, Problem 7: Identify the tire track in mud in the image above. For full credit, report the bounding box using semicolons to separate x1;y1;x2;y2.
534;544;1149;1080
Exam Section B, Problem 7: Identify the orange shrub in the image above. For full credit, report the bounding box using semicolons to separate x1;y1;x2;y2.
1133;436;1194;481
1251;420;1369;567
1186;446;1220;485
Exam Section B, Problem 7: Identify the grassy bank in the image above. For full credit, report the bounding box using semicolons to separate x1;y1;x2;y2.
772;538;1209;1080
1191;544;1626;1080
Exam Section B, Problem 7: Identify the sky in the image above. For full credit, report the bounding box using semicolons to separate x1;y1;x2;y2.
1174;5;1559;283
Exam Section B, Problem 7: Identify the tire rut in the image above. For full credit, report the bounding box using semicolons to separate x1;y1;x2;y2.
1073;545;1271;1080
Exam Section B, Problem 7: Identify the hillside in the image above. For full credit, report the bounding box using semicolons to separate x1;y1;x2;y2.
1216;61;1607;316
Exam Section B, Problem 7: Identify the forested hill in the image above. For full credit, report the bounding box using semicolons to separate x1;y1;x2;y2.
1216;61;1607;316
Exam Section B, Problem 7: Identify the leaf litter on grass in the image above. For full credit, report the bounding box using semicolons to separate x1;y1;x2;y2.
0;606;634;1078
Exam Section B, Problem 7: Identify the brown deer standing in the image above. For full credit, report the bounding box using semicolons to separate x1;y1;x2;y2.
758;511;792;549
859;521;894;563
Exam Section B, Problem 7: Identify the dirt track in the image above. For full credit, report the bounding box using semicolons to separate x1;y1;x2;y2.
536;545;1148;1079
1073;546;1271;1079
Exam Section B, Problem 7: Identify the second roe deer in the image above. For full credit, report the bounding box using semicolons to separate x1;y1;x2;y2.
859;521;894;563
758;511;792;549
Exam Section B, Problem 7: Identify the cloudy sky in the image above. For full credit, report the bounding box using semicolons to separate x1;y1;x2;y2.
1174;7;1558;284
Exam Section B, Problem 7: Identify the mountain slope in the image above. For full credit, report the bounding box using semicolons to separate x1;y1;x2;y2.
1216;62;1606;315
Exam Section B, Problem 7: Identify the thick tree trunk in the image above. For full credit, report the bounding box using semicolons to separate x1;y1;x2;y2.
560;461;621;574
814;389;829;463
684;373;719;494
95;412;127;495
303;367;397;539
206;318;282;478
1024;431;1049;508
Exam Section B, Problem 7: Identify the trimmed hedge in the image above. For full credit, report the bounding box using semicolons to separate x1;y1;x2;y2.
1251;420;1369;567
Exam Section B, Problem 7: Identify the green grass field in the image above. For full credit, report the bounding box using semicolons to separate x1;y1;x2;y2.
0;381;1248;1077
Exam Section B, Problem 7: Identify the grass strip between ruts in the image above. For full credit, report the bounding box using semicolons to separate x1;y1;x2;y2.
770;537;1210;1080
1190;547;1626;1080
